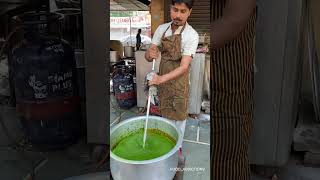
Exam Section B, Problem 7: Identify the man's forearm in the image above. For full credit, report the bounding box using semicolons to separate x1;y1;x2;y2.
161;65;189;84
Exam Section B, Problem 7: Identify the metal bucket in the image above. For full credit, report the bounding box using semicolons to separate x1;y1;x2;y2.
110;116;182;180
110;51;119;63
124;46;134;58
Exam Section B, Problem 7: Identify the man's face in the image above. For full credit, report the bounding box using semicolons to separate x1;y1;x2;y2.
170;3;192;26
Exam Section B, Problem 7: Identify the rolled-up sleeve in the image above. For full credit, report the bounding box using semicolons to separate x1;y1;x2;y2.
151;25;163;46
182;31;199;57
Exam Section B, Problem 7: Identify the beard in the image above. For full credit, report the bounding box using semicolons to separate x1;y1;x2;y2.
173;19;183;26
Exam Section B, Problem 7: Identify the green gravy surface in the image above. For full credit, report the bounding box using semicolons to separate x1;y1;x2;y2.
112;129;176;161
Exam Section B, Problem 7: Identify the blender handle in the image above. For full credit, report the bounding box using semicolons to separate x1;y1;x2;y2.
152;59;155;71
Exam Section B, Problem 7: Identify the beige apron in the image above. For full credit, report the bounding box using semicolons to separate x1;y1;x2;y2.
158;23;189;121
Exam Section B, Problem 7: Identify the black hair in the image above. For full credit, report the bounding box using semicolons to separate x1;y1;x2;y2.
171;0;194;9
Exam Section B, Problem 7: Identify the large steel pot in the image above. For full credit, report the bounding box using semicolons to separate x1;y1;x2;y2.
124;46;134;58
110;51;119;63
110;116;182;180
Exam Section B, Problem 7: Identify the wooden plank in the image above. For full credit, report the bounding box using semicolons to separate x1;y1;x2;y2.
150;0;164;35
82;0;109;144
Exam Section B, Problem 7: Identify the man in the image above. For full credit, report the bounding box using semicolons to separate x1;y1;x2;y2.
211;0;256;180
136;29;142;50
145;0;198;142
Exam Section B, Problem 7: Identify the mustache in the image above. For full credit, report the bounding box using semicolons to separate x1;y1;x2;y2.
174;18;182;21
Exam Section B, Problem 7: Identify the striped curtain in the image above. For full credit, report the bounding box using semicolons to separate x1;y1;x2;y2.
211;1;256;179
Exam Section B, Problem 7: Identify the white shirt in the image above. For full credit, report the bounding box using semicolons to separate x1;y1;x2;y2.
151;21;199;57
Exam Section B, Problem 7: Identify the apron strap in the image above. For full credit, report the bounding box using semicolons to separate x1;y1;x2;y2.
161;23;171;39
179;23;186;34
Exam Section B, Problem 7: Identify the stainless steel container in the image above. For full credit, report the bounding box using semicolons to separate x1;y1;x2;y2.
110;51;119;63
110;116;182;180
124;46;134;58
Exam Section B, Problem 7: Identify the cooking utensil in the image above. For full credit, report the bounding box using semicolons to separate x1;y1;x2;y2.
142;59;156;148
110;116;182;180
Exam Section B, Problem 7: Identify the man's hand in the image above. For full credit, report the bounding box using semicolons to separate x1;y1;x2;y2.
145;44;160;61
148;74;164;85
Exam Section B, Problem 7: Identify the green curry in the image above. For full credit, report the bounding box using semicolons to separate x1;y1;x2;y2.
112;129;176;161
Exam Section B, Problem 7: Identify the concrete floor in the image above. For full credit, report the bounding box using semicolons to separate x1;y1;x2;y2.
251;166;320;180
183;118;210;180
0;139;109;180
251;157;320;180
0;104;108;180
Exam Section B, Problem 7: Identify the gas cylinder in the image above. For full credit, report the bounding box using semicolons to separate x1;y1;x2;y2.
9;12;81;149
112;66;136;109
